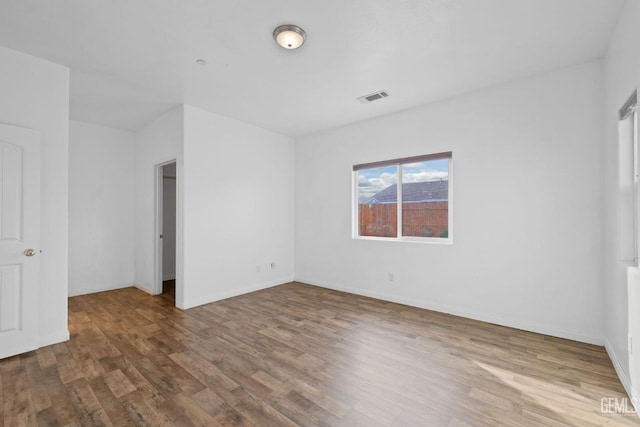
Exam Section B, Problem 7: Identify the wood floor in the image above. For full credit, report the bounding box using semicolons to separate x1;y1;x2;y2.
1;282;639;426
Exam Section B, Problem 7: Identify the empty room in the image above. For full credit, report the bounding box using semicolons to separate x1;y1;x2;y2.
1;0;640;425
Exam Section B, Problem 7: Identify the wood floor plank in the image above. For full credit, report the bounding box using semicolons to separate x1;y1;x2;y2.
46;379;79;426
88;377;134;427
65;378;112;426
104;369;137;398
171;392;221;426
190;388;227;417
1;282;639;426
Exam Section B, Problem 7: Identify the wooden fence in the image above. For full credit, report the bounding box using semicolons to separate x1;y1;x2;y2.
359;202;448;238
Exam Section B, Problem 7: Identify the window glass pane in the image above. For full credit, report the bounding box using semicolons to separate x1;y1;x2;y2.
401;159;449;238
357;165;398;237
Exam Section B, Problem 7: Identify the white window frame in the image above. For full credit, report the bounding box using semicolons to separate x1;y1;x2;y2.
619;91;638;263
352;152;453;244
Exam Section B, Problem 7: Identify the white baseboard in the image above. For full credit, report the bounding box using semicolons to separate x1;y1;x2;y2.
181;276;294;309
605;339;633;396
68;283;133;297
39;329;70;347
294;276;603;345
605;339;639;414
133;283;154;295
0;343;38;359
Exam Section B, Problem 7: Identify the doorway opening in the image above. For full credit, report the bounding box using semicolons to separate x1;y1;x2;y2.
155;160;177;305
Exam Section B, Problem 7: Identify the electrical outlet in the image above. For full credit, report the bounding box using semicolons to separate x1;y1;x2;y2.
388;272;394;282
256;265;261;273
271;262;276;270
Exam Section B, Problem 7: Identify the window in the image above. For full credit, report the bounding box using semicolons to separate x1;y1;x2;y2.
354;152;452;242
619;91;638;263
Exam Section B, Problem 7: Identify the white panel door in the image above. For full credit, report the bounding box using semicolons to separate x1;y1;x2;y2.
0;123;40;359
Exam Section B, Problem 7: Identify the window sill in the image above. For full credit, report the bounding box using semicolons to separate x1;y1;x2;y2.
352;235;453;245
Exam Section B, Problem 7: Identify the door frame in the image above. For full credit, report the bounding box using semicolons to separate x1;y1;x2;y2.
154;159;177;297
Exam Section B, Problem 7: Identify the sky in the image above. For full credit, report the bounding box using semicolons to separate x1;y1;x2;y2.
357;159;449;202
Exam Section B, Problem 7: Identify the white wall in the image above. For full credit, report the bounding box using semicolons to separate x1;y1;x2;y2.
295;61;605;344
69;121;134;296
0;46;70;346
134;106;183;297
182;105;295;309
603;0;640;399
162;175;176;281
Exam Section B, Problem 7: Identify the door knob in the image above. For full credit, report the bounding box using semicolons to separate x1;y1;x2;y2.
24;248;36;257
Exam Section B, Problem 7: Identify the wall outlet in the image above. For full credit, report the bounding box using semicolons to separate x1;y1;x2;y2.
388;272;394;282
271;262;276;270
256;265;261;273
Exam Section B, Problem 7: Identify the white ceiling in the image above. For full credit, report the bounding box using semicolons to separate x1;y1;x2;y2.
0;0;625;137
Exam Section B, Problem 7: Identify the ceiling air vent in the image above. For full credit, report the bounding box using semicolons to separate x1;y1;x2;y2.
357;90;390;104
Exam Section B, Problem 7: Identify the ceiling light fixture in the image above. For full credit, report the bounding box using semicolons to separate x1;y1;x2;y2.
273;24;306;50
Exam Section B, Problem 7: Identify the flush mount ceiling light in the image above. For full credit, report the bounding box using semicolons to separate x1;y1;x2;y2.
273;24;306;49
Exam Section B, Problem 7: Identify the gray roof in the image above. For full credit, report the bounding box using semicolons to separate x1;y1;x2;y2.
366;180;448;204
